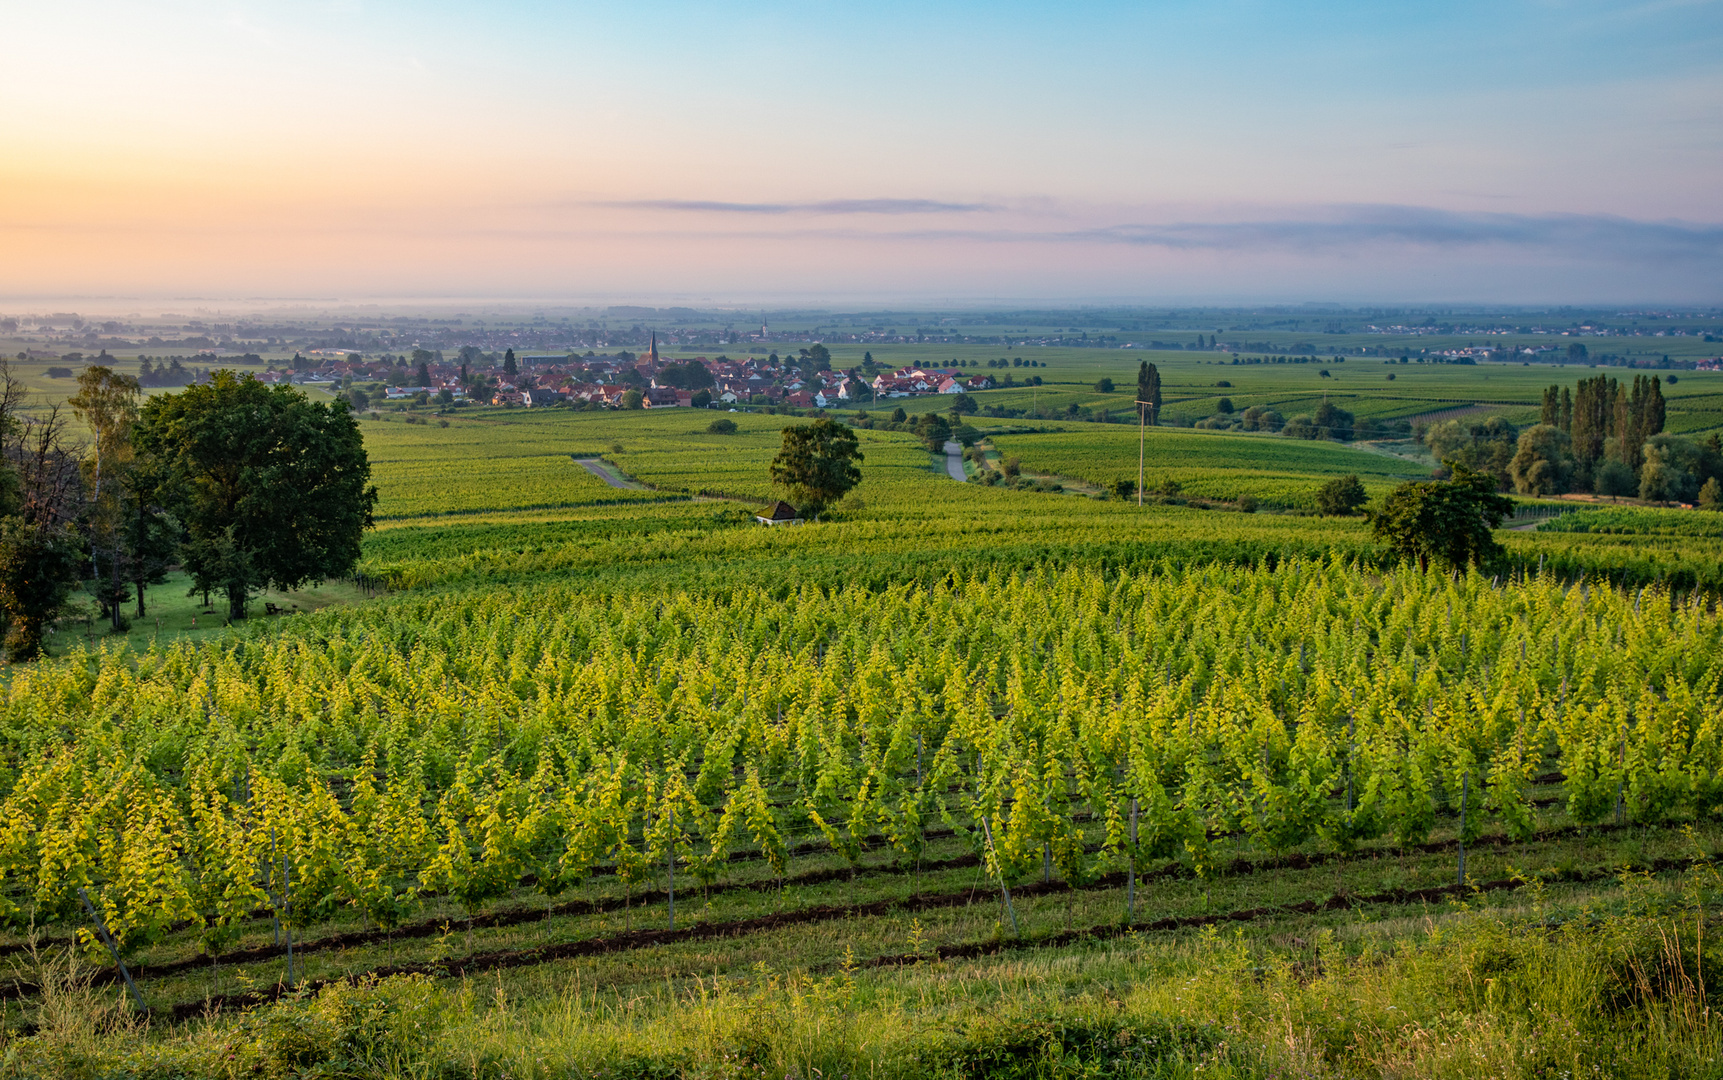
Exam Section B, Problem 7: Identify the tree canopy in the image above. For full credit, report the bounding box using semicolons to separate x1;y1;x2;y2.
134;372;377;619
769;419;862;518
1137;362;1161;426
1314;475;1368;517
1369;464;1514;573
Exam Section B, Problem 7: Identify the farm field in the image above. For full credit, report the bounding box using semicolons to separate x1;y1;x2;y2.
8;563;1723;1077
857;353;1723;434
981;425;1420;508
8;353;1723;1077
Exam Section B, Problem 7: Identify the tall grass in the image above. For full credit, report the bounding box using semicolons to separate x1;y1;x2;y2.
9;895;1723;1079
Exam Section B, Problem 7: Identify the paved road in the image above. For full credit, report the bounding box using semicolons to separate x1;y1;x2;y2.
942;440;966;481
575;457;637;488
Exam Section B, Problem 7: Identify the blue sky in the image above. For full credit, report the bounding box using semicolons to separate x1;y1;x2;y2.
1;0;1719;303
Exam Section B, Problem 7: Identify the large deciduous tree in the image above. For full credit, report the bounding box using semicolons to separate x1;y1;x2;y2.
134;372;377;620
1369;463;1514;573
1507;425;1575;496
769;419;862;519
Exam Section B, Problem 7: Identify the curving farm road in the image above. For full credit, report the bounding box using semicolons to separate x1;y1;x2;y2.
942;440;966;481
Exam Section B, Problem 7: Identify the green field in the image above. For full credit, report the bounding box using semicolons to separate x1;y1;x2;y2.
7;321;1723;1078
982;425;1419;508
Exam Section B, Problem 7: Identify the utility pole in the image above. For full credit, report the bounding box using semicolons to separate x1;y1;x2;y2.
1134;360;1159;506
1137;398;1146;506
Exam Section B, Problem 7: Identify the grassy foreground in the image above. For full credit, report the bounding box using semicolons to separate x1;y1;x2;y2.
11;868;1723;1079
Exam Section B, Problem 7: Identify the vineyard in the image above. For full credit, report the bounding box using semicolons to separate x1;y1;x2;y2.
4;566;1722;985
10;393;1723;1077
984;425;1415;509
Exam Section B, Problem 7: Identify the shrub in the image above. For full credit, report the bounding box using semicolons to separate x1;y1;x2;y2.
238;975;451;1077
1315;474;1367;516
929;1008;1224;1080
707;418;739;434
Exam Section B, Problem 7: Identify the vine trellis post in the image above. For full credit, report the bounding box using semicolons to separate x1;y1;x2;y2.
79;888;145;1013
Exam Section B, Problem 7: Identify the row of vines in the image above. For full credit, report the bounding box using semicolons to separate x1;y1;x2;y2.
1;560;1718;959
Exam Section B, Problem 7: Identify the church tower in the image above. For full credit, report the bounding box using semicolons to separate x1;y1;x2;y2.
648;331;659;364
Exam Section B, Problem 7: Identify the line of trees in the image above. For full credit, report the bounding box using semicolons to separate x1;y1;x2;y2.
0;363;377;661
1506;377;1721;502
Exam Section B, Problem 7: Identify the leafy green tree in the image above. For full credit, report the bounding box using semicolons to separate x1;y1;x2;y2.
1315;475;1368;516
912;412;953;452
620;389;644;410
1312;401;1355;440
1508;425;1574;495
133;372;377;620
706;417;738;434
890;406;908;424
1110;478;1136;500
1637;434;1720;504
1593;458;1637;499
948;393;978;417
503;349;518;380
117;462;179;619
1137;362;1161;426
1369;464;1514;572
1699;477;1723;511
1093;377;1115;393
0;518;85;660
769;419;863;518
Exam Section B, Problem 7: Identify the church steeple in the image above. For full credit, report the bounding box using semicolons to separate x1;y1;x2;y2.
648;331;658;363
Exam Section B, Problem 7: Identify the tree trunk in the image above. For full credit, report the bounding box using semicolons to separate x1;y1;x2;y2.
135;574;146;618
110;546;124;632
227;582;246;621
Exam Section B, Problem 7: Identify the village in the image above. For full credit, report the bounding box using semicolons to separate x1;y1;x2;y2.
259;335;996;410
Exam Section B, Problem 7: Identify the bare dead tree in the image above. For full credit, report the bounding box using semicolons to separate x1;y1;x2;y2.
0;372;91;659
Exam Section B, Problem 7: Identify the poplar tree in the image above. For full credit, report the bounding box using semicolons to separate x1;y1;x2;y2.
1137;362;1161;426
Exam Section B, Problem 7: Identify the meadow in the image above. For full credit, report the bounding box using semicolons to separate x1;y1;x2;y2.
6;356;1723;1078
